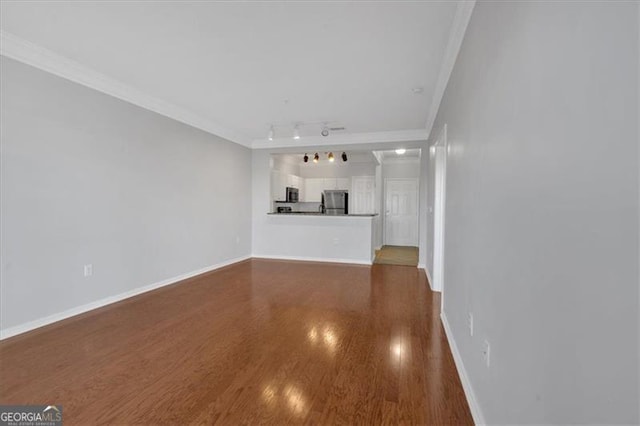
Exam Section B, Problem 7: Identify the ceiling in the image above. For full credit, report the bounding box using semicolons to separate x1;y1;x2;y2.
0;1;473;148
378;148;421;161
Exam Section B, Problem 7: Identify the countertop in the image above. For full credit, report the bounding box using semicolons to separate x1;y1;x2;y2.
267;212;378;217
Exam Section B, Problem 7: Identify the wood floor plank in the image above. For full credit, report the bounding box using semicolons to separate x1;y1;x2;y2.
0;259;473;425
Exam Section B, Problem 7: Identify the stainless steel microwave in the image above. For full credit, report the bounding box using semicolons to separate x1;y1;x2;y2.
286;187;299;203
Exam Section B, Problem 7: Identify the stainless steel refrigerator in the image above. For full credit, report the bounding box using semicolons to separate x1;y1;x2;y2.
322;190;348;215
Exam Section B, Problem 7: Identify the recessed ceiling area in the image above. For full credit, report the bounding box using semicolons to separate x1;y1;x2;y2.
0;1;469;147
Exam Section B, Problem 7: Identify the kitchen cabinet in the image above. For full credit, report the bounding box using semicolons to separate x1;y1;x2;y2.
351;176;375;214
287;174;300;188
322;178;336;191
271;171;302;202
304;178;324;202
322;178;351;191
303;177;352;202
271;170;287;201
336;178;351;190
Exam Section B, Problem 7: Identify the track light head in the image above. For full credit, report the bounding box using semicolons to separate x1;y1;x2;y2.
313;153;319;163
303;153;309;163
341;152;347;162
328;152;335;162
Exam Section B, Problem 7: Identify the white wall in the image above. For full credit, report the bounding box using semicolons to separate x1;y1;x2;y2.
298;161;376;179
431;2;639;424
381;160;420;180
272;156;300;176
0;57;252;335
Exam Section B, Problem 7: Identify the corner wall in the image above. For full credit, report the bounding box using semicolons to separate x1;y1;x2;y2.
0;57;253;336
431;2;639;424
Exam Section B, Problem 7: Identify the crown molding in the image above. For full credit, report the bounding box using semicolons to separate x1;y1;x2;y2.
424;0;476;138
380;156;421;164
252;128;428;149
0;30;252;147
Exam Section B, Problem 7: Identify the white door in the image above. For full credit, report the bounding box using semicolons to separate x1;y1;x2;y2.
351;176;375;214
384;178;419;246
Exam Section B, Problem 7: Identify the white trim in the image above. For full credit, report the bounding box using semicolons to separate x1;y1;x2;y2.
251;254;372;266
423;266;437;292
432;124;448;301
0;30;252;148
0;255;251;340
441;311;485;426
425;0;476;137
252;129;429;149
380;157;421;165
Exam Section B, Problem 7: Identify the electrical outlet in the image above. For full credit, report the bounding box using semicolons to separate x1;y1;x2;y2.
83;264;93;277
468;312;474;337
482;340;490;368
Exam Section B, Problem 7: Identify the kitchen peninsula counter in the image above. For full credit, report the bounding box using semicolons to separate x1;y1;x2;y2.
254;212;379;264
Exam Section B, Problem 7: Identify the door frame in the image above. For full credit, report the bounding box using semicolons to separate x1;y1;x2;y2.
383;177;420;247
432;124;448;298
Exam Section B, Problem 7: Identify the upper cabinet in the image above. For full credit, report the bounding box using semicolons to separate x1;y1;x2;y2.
304;178;324;202
303;178;352;202
271;170;286;201
322;178;351;191
351;176;375;214
271;170;303;202
274;172;367;204
336;178;351;190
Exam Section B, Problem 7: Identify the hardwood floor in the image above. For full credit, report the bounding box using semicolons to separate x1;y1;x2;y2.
0;259;473;425
373;246;419;267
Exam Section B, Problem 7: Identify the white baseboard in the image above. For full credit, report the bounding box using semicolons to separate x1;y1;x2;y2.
440;312;485;425
0;255;251;340
251;254;372;266
423;266;436;292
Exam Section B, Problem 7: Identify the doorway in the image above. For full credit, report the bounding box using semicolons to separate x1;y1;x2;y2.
432;125;447;293
373;245;419;266
384;178;419;246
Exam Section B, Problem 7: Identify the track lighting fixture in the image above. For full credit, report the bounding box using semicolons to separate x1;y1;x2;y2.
303;153;309;163
328;152;335;162
293;124;301;140
313;153;319;163
268;125;274;141
341;152;348;162
395;148;406;155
